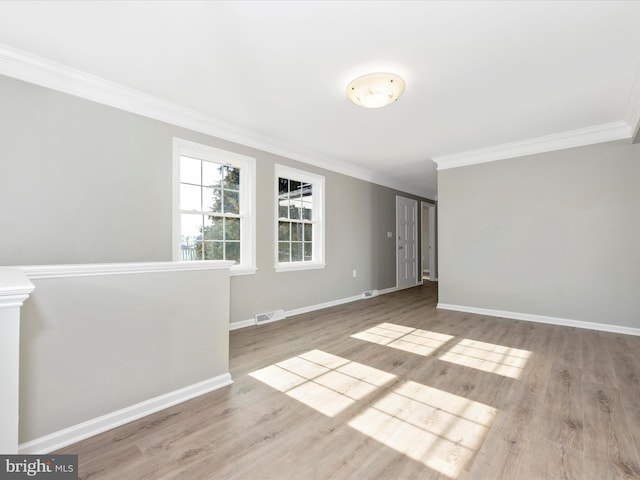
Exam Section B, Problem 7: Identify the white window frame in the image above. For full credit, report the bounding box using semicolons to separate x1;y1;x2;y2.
274;164;325;272
173;138;256;276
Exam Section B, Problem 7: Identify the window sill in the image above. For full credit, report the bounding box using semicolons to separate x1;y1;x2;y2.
275;262;326;273
170;261;256;276
230;266;257;276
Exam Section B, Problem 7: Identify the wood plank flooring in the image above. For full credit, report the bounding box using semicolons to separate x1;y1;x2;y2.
57;283;640;479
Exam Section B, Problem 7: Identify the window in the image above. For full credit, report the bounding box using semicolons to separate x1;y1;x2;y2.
173;138;256;275
275;164;325;272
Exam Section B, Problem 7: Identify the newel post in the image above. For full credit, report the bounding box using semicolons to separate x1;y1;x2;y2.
0;268;35;454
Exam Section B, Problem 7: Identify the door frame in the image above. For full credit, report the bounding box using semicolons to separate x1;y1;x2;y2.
426;202;437;281
420;201;433;281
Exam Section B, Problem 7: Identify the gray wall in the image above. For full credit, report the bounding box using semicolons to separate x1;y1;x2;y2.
0;74;429;324
438;140;640;328
19;267;230;443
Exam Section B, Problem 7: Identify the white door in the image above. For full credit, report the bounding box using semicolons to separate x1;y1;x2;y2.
396;196;418;290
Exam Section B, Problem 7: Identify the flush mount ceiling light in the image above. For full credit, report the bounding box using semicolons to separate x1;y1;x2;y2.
346;72;406;108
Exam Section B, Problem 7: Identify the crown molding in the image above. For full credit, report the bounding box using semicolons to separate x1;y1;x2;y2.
626;62;640;144
432;121;632;170
433;62;640;169
0;43;426;198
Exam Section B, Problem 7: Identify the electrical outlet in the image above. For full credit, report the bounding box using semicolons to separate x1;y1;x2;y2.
353;269;357;278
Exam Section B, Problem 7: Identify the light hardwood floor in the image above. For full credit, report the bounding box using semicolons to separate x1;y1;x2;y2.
58;283;640;479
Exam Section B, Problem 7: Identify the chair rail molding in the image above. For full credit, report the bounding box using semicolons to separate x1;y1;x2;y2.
0;268;36;454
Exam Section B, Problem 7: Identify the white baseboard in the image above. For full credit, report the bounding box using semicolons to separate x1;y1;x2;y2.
230;287;400;331
229;318;256;331
286;294;364;317
437;303;640;337
19;373;233;454
378;286;399;296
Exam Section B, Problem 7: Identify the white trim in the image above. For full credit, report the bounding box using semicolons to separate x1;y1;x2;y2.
0;294;31;309
437;303;640;337
172;138;182;260
229;287;399;330
173;138;256;273
0;43;426;198
230;267;258;277
0;268;36;299
274;263;326;273
427;203;438;282
378;286;399;296
18;373;233;454
274;164;325;271
286;294;364;318
229;318;257;331
432;121;632;170
625;61;640;142
19;261;233;280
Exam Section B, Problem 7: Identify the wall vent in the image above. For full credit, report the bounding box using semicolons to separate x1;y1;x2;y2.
363;290;379;298
255;309;286;325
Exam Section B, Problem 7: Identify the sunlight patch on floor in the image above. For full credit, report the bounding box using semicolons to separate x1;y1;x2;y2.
439;339;531;379
351;322;454;356
249;349;396;417
348;380;497;479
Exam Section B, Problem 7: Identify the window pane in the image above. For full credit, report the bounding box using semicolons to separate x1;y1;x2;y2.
180;243;199;261
181;214;202;261
204;241;223;260
278;242;290;262
180;184;201;211
223;190;240;214
291;222;303;241
194;241;204;260
222;166;240;191
202;161;222;187
278;221;290;241
206;187;222;213
302;200;312;220
225;218;240;240
304;242;313;261
291;242;303;261
279;200;289;219
278;177;289;196
290;180;302;197
180;156;201;185
181;213;203;241
304;223;313;242
225;242;240;263
204;216;223;240
289;205;301;220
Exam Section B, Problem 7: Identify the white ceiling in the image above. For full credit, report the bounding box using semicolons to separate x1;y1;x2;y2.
1;1;639;199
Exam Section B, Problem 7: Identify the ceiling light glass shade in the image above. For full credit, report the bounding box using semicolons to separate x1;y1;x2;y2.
346;72;406;108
